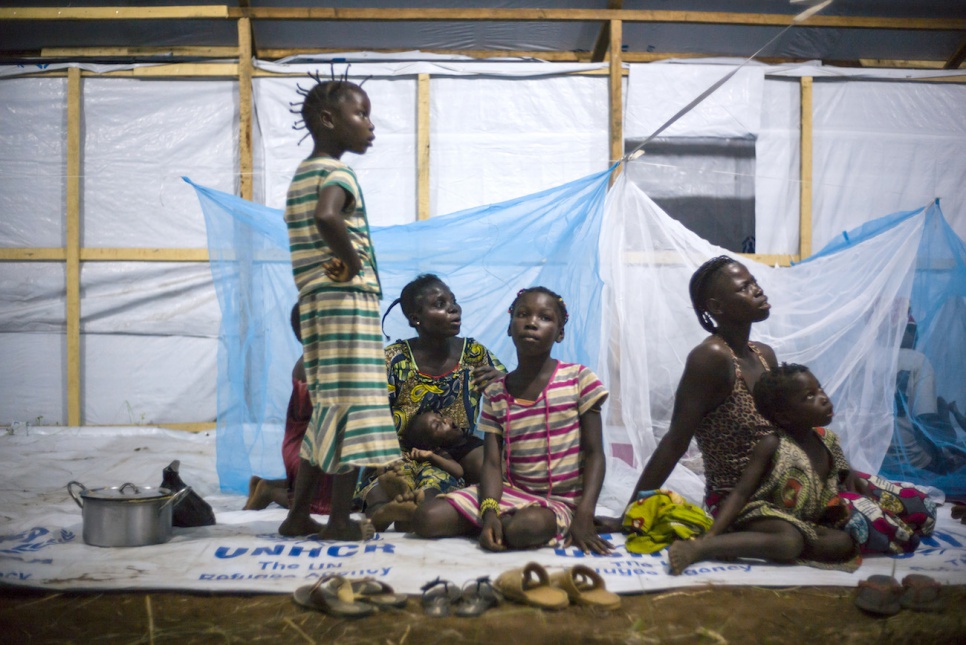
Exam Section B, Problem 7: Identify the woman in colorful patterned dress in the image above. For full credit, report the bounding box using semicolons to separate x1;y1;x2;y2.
358;274;505;530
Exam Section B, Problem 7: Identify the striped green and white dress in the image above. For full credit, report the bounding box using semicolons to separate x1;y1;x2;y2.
284;156;400;474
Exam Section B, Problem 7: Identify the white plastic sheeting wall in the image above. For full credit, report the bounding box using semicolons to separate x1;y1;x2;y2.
1;59;965;426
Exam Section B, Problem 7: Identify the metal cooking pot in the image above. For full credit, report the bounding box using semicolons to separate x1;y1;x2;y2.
67;481;189;547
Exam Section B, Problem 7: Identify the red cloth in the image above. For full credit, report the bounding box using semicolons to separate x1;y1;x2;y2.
283;376;334;515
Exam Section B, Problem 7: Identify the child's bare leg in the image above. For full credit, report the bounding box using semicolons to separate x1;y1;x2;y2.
279;459;325;536
317;468;374;541
668;518;805;575
805;526;855;562
501;506;557;550
243;477;290;510
413;497;476;539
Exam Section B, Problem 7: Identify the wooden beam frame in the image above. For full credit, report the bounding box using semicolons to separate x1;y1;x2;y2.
0;248;210;262
66;67;82;426
609;19;623;176
417;73;431;221
0;7;958;430
799;76;813;260
238;17;253;200
2;6;962;30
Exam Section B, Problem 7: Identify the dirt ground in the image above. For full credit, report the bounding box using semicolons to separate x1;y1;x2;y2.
2;584;964;644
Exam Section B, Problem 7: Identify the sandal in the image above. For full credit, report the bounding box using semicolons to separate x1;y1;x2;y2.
293;575;375;618
421;577;461;618
351;578;408;609
549;565;621;610
455;576;502;617
854;574;902;616
900;574;945;612
493;562;569;611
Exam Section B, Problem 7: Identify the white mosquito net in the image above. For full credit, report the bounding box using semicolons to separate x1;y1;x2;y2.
597;173;964;511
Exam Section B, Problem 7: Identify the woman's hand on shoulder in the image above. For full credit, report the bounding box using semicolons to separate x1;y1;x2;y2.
470;365;503;392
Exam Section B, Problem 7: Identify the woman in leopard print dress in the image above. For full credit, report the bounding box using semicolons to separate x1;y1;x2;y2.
624;256;778;514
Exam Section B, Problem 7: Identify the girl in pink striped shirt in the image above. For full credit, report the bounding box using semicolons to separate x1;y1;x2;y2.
413;287;613;554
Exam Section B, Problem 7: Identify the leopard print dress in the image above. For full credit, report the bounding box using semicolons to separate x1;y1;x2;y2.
695;342;772;510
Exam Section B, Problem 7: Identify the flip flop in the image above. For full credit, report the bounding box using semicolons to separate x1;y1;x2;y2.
899;574;945;612
549;564;621;610
854;574;902;616
351;578;409;609
293;575;375;618
493;562;569;611
421;577;461;618
454;576;502;617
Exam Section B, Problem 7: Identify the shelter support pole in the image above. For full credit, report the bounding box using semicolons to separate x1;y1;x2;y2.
417;73;431;221
66;67;82;426
799;76;813;259
238;17;253;201
609;19;623;183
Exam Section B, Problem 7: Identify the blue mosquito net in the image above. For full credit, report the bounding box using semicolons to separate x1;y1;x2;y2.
804;200;966;498
186;166;614;493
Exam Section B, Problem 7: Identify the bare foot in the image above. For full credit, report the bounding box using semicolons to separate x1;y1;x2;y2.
278;515;324;537
370;500;418;532
668;539;701;575
377;471;414;502
243;478;275;511
318;518;376;541
242;476;263;510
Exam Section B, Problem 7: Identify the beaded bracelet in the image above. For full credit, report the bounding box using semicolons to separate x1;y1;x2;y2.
479;497;500;517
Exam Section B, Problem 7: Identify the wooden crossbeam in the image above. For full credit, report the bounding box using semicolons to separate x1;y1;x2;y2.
0;6;228;20
1;7;961;30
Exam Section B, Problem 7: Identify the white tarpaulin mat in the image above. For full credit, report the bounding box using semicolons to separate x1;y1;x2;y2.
1;426;965;594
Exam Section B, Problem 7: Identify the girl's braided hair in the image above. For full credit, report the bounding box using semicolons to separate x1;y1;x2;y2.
688;255;736;334
290;65;371;145
752;362;811;427
508;286;569;327
380;273;447;339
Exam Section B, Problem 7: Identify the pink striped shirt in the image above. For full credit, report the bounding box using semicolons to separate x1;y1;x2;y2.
479;362;607;505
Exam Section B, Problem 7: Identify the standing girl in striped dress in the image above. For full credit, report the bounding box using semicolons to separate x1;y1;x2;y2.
413;287;613;554
278;73;401;540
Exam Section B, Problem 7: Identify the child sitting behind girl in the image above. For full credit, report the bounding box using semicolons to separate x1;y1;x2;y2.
412;287;613;555
668;363;858;574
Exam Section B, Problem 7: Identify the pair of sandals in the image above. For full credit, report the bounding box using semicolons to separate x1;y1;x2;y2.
491;562;621;611
854;573;945;616
421;576;502;617
293;575;408;618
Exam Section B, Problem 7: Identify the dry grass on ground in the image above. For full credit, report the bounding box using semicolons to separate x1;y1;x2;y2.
2;585;964;644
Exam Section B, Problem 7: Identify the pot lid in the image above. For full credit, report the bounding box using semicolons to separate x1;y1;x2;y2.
80;482;174;500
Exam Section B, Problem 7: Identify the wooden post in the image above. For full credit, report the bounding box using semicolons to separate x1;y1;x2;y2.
417;73;431;220
609;19;623;182
66;66;82;426
799;76;813;259
238;17;253;200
